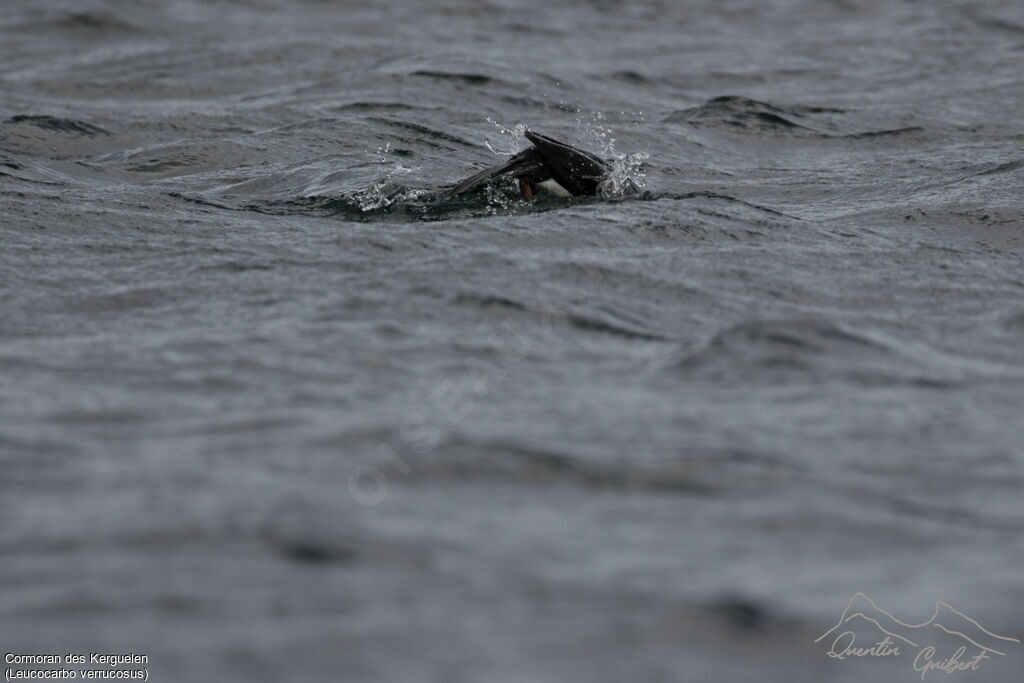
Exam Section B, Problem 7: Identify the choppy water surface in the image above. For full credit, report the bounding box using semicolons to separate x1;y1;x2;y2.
2;1;1024;680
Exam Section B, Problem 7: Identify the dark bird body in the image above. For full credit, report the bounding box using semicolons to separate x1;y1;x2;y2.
447;130;618;199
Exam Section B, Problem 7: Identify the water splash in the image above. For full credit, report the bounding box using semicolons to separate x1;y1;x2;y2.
481;176;524;213
351;175;430;212
575;111;649;197
600;150;649;198
350;143;429;212
483;118;527;157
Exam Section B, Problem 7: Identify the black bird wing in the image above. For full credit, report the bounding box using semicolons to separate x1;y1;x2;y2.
444;146;548;197
524;130;610;196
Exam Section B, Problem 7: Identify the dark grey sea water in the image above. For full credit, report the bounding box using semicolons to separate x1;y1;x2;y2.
3;0;1024;681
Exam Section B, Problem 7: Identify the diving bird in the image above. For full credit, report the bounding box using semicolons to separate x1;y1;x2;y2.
446;130;624;199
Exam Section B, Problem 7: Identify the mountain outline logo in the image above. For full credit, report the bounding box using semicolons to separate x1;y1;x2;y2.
815;592;1020;678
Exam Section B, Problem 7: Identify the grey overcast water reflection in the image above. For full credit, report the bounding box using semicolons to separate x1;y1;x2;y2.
2;0;1023;681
